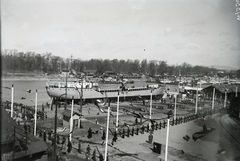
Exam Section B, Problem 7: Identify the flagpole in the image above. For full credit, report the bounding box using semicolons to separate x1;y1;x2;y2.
150;90;152;119
11;84;14;118
236;86;238;97
212;87;215;110
116;91;120;131
195;87;198;114
104;107;110;161
34;89;38;136
70;96;74;142
165;119;170;161
174;94;177;120
224;89;227;108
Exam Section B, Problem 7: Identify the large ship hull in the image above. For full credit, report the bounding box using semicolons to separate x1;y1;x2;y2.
46;86;165;101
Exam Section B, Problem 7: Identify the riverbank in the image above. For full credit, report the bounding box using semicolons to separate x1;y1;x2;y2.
2;76;60;81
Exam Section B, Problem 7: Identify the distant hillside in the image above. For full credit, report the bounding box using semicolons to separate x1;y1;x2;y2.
212;65;238;71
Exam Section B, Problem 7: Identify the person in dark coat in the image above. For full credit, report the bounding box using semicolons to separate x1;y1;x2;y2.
102;130;106;140
151;123;155;131
78;140;81;153
101;130;106;145
127;127;130;137
61;136;66;149
67;141;72;153
48;131;52;141
99;154;104;161
24;122;27;133
131;127;134;136
141;125;145;134
92;149;97;161
146;124;149;132
111;131;118;145
43;129;47;142
148;133;153;144
86;144;91;156
136;126;139;135
51;135;55;146
122;128;125;138
39;129;42;137
57;135;60;144
135;118;138;125
87;127;93;139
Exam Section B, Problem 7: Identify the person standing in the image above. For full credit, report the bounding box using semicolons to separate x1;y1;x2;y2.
43;129;47;142
148;133;153;144
78;140;81;154
92;149;97;161
111;131;118;145
101;129;106;145
127;127;130;137
67;141;72;153
86;144;91;159
122;128;125;138
57;135;60;144
48;130;52;141
99;127;103;134
87;127;92;139
61;136;66;149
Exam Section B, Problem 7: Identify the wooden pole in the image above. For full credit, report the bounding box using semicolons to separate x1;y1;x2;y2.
195;87;198;114
11;84;14;118
104;107;110;161
116;91;120;131
70;96;74;141
53;97;57;161
212;87;215;110
236;86;238;97
150;90;152;119
224;90;227;108
65;71;68;109
34;89;37;136
165;119;170;161
174;94;177;120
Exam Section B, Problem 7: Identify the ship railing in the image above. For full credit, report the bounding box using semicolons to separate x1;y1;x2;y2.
46;82;80;88
47;81;99;89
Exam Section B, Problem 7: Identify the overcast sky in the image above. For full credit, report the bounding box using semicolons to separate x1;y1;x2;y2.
2;0;240;69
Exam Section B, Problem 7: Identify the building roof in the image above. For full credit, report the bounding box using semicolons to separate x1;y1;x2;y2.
1;108;25;143
83;69;97;73
61;109;81;118
203;84;240;94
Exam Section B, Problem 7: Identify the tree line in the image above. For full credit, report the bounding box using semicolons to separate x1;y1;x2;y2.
1;49;222;77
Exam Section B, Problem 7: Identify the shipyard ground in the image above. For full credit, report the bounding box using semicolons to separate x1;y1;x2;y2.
36;101;240;161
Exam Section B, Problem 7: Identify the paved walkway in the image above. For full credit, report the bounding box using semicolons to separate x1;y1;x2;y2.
110;113;240;161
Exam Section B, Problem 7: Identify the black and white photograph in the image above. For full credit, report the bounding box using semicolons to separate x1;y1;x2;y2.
1;0;240;160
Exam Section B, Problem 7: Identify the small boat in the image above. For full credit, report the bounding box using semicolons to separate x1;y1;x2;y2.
45;79;165;101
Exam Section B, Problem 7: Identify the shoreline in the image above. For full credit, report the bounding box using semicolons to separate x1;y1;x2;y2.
1;77;60;81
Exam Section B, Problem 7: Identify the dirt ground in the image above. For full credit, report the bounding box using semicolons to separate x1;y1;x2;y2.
32;98;240;161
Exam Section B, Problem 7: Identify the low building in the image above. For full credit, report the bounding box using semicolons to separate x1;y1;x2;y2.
83;69;97;76
202;84;240;100
103;71;117;77
62;109;81;129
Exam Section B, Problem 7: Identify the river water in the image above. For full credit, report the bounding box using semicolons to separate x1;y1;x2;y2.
2;80;51;106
